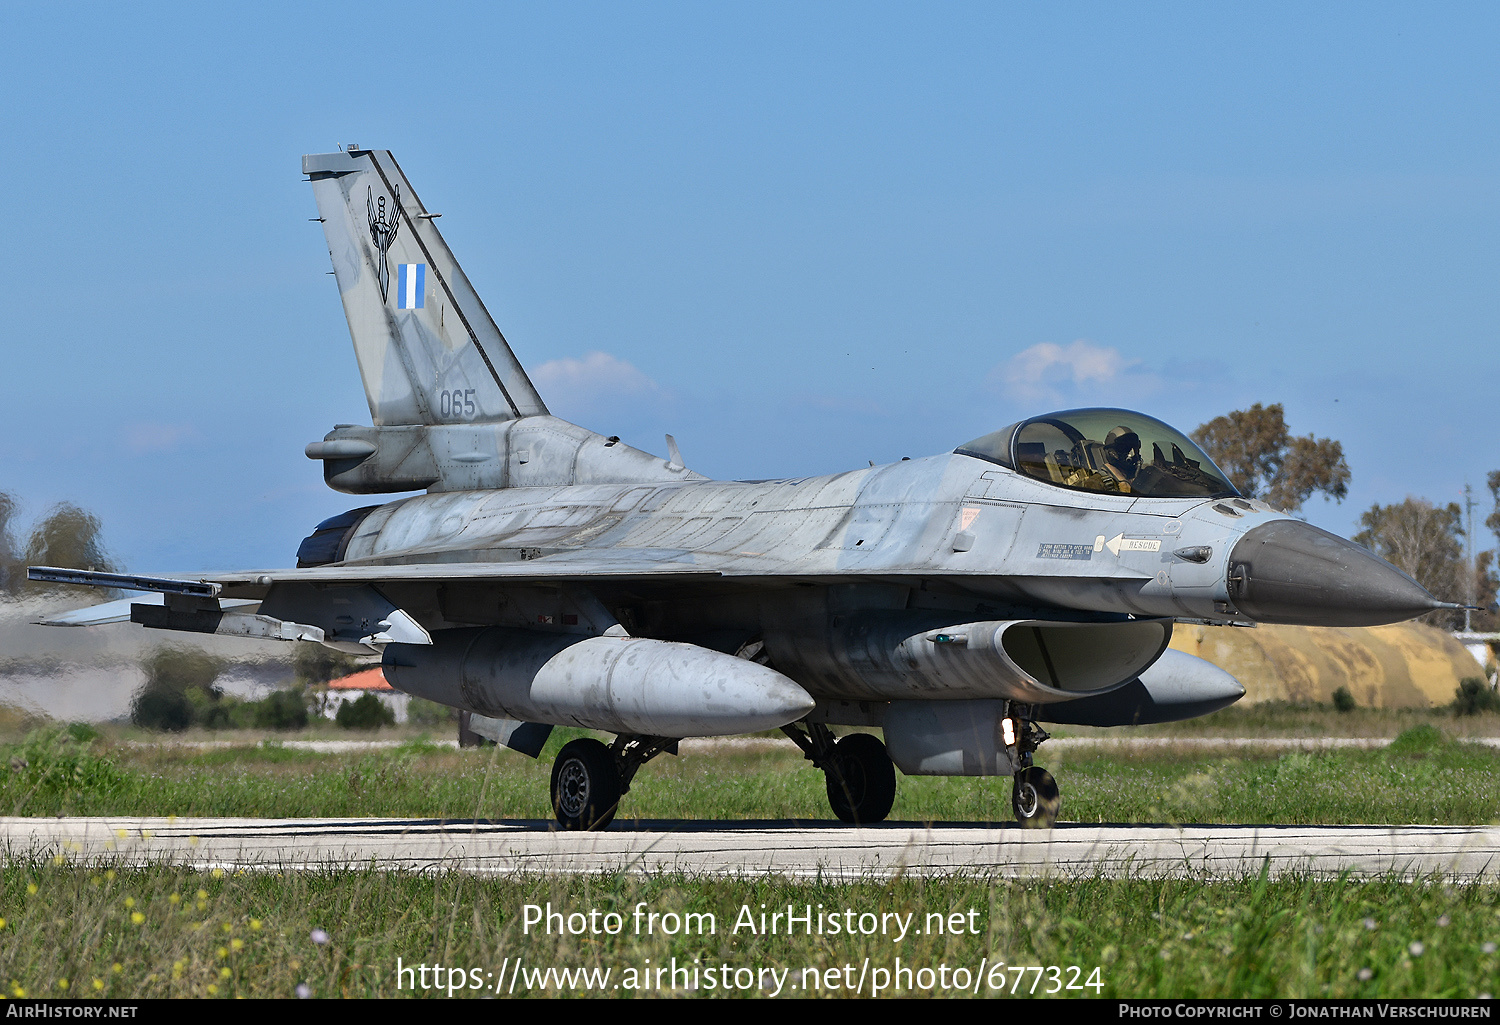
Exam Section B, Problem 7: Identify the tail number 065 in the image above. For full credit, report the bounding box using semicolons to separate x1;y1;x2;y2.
440;389;477;419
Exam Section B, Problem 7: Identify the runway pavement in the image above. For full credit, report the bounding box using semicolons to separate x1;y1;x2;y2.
5;816;1500;881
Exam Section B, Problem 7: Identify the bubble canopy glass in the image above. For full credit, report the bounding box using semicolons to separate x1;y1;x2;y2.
956;408;1239;499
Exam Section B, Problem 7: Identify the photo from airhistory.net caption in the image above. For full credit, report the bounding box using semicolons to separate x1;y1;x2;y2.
6;866;1495;1001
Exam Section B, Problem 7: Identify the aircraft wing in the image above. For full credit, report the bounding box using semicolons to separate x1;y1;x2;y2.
31;550;725;599
28;555;732;648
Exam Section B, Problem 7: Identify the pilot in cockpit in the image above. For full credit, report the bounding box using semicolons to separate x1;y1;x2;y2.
1061;425;1142;494
1101;427;1142;490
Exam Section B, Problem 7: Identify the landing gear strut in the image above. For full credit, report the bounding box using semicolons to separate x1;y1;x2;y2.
782;723;897;824
1008;710;1060;828
549;734;677;831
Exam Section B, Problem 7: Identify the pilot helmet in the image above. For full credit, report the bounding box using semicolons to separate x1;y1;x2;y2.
1104;427;1142;469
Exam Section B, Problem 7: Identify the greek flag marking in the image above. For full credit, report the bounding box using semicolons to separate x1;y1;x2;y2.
397;264;425;309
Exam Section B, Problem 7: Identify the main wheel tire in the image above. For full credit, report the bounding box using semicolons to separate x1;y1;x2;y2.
824;733;897;824
1012;766;1060;828
551;739;621;831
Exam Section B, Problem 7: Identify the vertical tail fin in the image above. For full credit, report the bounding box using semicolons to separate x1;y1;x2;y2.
303;149;548;426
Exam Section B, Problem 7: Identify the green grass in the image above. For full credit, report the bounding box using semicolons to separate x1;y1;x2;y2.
5;723;1500;826
0;863;1496;998
5;724;1500;998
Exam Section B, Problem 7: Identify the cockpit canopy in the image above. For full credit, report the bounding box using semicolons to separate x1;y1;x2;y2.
957;408;1239;500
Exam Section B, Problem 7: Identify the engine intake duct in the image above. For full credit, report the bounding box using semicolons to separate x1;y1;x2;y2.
383;627;815;737
783;611;1172;704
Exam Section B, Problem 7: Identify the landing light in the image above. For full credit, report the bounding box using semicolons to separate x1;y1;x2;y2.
1001;717;1017;747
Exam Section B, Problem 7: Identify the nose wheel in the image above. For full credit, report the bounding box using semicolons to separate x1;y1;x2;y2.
1012;766;1060;828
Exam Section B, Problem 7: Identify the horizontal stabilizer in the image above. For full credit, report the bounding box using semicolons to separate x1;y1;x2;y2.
28;566;220;596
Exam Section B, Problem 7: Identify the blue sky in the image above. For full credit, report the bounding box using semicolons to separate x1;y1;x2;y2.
2;3;1497;572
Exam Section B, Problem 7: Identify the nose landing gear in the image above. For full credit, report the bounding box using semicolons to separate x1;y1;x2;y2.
1011;765;1060;828
1008;711;1060;828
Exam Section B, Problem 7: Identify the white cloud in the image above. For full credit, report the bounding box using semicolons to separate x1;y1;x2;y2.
993;340;1156;404
123;422;196;454
533;351;665;405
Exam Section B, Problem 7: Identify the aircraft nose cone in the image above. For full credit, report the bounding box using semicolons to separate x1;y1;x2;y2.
1227;519;1446;627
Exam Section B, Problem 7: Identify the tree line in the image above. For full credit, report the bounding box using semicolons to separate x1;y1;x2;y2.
1191;403;1496;631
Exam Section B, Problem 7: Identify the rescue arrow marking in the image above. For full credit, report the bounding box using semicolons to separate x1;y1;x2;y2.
1105;533;1162;557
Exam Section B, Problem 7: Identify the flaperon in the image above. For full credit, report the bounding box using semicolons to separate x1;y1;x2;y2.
31;149;1468;830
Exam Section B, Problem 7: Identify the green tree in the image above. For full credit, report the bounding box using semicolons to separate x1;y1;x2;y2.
336;693;395;730
1192;404;1350;512
1453;677;1500;715
17;501;118;598
252;689;310;730
0;492;20;595
1353;497;1475;628
292;642;361;686
1487;470;1500;548
131;646;227;732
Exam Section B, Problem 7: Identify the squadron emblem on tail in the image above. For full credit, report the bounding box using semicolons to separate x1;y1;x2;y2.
367;185;400;301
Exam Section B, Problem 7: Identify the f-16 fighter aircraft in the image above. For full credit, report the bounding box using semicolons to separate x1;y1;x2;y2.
33;149;1467;830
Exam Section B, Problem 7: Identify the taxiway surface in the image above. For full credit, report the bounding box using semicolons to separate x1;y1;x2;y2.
4;816;1499;881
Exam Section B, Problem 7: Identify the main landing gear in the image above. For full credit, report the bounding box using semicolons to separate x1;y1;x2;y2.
550;734;677;831
781;723;897;824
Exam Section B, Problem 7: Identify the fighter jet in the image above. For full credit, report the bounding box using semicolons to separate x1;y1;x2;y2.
32;148;1466;831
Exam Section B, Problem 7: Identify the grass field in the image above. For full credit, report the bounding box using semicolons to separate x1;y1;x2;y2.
1;862;1496;998
3;712;1500;999
5;719;1500;826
